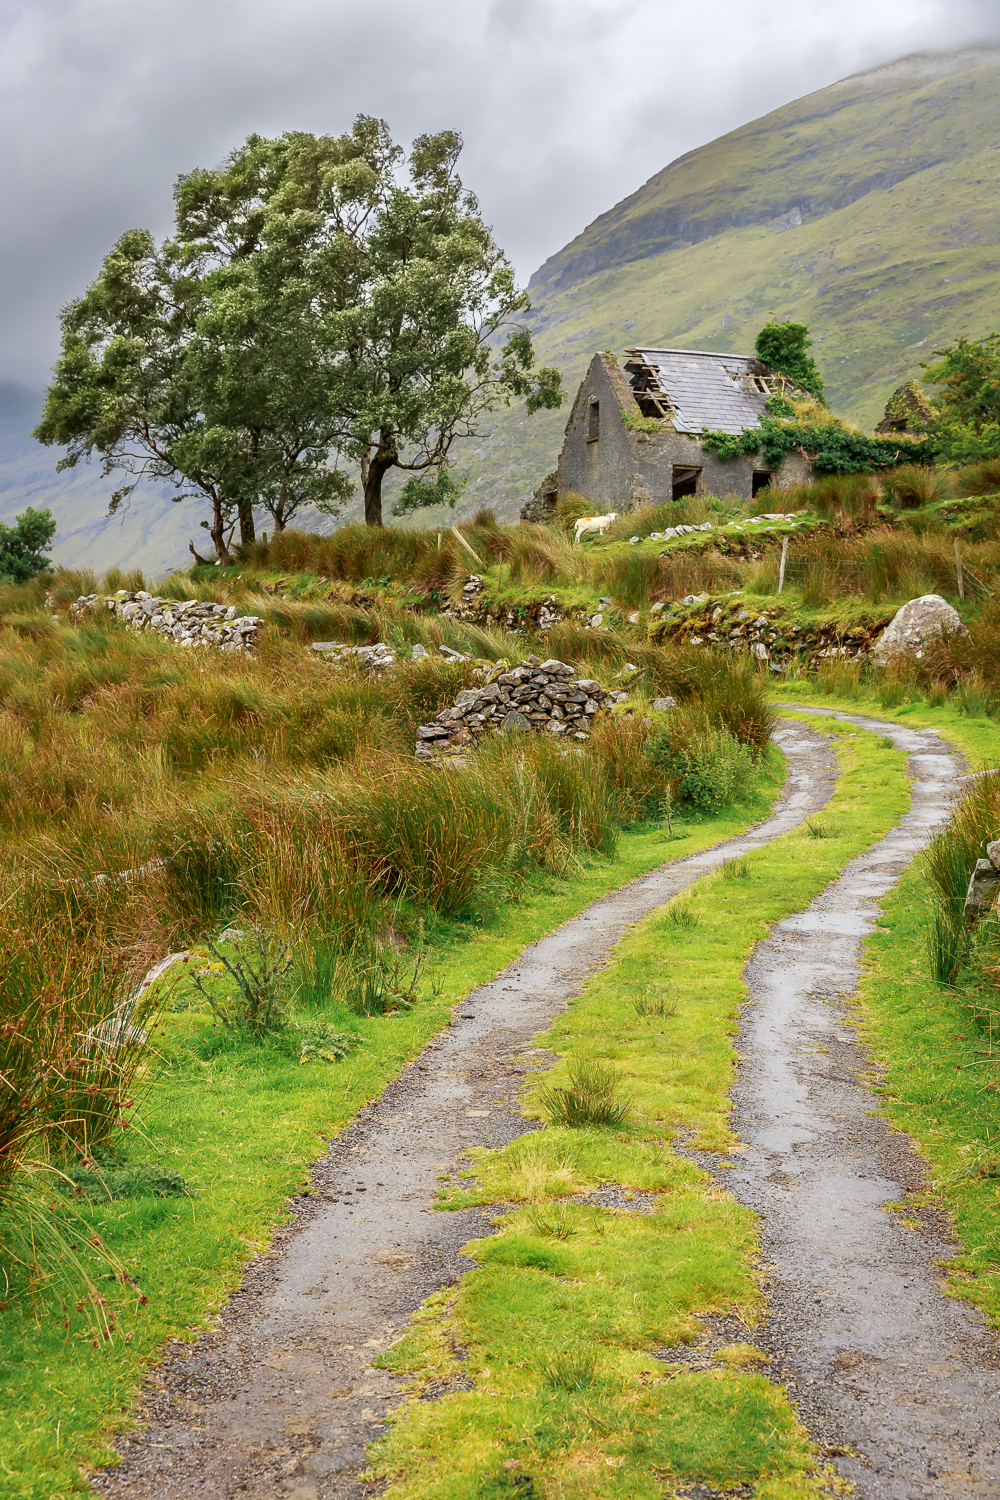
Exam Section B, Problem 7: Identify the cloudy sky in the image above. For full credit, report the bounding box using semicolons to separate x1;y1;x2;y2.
2;0;997;389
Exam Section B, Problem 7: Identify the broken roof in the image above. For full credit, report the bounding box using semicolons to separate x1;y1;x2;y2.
623;347;777;436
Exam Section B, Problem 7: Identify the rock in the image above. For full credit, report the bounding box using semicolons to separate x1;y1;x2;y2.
652;697;676;713
411;643;429;658
987;840;1000;873
311;641;342;652
501;710;531;733
873;595;969;664
965;859;1000;919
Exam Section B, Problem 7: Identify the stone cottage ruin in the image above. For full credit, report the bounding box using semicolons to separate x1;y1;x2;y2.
553;349;813;513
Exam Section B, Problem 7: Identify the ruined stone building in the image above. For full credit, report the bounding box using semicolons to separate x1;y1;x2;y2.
554;349;813;512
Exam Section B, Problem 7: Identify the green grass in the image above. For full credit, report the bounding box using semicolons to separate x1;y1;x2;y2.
0;786;782;1499
366;723;909;1498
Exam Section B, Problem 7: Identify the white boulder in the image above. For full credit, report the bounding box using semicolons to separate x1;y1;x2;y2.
873;594;969;664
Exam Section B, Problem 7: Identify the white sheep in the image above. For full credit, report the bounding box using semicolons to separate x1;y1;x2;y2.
573;512;617;544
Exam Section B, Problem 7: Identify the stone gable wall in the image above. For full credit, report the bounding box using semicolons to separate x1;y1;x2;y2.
557;351;813;510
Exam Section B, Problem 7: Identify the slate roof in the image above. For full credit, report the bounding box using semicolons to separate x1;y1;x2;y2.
624;348;774;436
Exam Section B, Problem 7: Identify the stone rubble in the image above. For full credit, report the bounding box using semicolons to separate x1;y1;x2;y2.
309;640;398;674
415;655;615;761
71;591;260;651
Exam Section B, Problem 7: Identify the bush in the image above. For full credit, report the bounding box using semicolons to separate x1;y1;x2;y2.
645;709;757;812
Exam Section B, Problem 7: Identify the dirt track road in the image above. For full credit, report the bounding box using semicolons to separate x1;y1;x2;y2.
92;722;835;1499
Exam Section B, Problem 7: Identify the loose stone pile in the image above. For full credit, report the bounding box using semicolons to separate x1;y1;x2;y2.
415;656;616;761
310;640;398;674
71;592;260;651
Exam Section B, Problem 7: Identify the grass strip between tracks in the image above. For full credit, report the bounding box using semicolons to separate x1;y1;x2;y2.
368;721;909;1500
1;775;785;1499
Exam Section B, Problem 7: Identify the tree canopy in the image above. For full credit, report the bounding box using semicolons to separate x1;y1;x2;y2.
0;508;57;584
754;321;826;403
34;119;561;556
922;333;1000;462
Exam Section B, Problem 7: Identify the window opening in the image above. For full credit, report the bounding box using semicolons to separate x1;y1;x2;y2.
586;400;600;442
671;466;701;500
752;471;773;498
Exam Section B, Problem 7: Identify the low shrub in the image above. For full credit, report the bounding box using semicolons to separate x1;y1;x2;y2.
189;931;292;1036
645;708;758;812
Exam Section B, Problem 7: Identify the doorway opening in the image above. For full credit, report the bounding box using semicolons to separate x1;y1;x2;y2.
752;470;773;498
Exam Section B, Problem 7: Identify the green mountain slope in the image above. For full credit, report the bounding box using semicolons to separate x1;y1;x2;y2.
461;46;1000;518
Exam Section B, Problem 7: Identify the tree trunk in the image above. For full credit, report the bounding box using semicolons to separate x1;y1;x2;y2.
210;496;232;565
361;432;395;525
238;501;255;546
363;449;394;528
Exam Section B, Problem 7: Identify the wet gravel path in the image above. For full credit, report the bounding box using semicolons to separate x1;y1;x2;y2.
90;722;836;1500
728;705;1000;1499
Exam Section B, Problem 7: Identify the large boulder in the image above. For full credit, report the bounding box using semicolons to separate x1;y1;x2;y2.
872;594;969;665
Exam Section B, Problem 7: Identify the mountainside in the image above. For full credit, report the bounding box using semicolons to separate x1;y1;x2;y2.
460;45;1000;518
4;45;1000;568
0;383;207;577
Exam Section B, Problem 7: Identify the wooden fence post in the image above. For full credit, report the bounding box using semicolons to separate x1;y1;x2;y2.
778;536;789;594
450;526;485;567
955;539;965;601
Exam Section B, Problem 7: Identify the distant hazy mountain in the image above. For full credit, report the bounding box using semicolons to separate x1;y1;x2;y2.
5;46;1000;568
0;383;208;579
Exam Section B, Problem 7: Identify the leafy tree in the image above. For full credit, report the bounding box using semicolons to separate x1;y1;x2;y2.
302;124;562;526
754;321;826;403
0;508;56;584
33;133;360;563
391;468;465;518
922;333;1000;462
35;120;561;557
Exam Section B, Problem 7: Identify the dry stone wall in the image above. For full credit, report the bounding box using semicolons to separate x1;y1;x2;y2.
71;591;261;651
415;655;624;761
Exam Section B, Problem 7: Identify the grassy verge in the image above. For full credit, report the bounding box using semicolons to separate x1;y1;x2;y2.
367;722;909;1499
0;781;783;1500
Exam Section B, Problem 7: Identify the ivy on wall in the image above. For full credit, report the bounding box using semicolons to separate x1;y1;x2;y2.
700;412;936;474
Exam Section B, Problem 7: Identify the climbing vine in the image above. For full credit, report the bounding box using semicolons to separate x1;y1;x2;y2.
700;413;936;475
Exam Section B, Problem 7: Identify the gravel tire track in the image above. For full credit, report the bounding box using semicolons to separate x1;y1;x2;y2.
90;722;836;1500
726;704;1000;1499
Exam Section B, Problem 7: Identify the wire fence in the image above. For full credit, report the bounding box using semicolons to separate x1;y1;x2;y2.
779;550;994;600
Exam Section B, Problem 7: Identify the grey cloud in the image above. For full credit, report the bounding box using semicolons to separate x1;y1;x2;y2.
1;0;997;385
